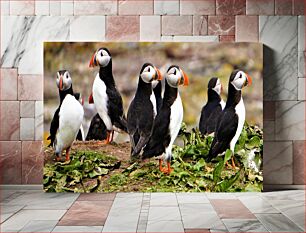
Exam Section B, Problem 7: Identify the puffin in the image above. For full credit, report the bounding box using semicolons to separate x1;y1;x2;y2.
142;65;189;174
74;92;85;141
48;70;84;161
199;77;225;135
86;113;108;141
89;48;127;144
207;70;252;167
152;80;163;114
127;63;162;157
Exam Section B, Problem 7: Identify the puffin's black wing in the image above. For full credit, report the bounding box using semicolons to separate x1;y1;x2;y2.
86;114;107;140
127;100;138;153
207;108;238;161
76;130;83;140
48;107;60;147
199;102;222;135
127;99;155;157
206;104;223;134
154;81;163;114
199;104;210;135
107;88;127;132
142;106;171;159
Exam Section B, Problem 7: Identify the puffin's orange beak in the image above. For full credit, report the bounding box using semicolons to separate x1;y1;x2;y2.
59;76;63;90
89;52;97;68
246;74;252;86
156;68;162;81
182;70;189;86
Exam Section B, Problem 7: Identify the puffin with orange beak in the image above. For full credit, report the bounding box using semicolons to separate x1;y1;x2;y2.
207;70;252;168
89;48;127;144
48;70;84;161
142;65;189;174
127;63;162;157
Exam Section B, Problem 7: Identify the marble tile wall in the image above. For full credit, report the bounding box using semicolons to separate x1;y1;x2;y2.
0;0;305;186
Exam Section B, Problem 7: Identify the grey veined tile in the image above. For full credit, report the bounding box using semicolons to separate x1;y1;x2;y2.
0;204;25;223
256;213;304;232
223;219;269;232
52;225;103;232
181;205;220;229
20;220;58;232
298;16;305;78
0;209;66;232
260;16;298;101
1;16;70;74
275;101;305;140
150;193;178;206
267;200;305;231
263;141;293;185
176;193;210;204
146;220;184;233
238;195;279;214
148;206;181;221
261;190;305;201
6;191;79;210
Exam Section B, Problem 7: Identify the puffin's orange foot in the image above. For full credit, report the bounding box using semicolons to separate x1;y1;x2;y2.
102;131;112;144
102;140;110;145
160;167;169;174
55;157;61;162
65;148;70;161
164;168;173;175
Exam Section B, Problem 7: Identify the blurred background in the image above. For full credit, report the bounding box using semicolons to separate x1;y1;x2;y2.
44;42;262;143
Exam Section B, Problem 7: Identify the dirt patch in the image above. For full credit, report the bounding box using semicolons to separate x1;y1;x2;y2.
44;141;131;165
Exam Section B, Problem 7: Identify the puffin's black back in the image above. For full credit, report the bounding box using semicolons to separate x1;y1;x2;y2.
98;53;127;132
48;79;74;147
127;64;156;156
86;114;108;140
153;81;163;114
142;80;178;159
207;72;242;161
199;78;222;135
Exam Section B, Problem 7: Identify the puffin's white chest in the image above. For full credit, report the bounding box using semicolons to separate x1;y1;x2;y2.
169;94;183;142
230;98;245;151
56;94;84;152
92;74;112;130
150;92;157;118
163;93;183;161
220;99;226;110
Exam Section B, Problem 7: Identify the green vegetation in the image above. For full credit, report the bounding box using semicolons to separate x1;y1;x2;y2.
43;123;263;193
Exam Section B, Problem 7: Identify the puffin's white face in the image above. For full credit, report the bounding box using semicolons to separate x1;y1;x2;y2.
212;78;222;95
231;71;252;90
166;66;189;88
140;65;160;83
56;70;72;91
89;49;111;67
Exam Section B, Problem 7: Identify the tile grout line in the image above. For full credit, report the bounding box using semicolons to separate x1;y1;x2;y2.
175;193;186;232
136;192;150;232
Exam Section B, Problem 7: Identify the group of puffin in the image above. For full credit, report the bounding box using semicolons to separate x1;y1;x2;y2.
48;47;252;174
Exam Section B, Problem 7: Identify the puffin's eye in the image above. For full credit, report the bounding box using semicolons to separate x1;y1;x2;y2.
148;67;151;72
174;69;176;75
239;74;242;78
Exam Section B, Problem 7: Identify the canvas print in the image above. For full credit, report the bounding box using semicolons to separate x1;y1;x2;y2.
43;42;263;192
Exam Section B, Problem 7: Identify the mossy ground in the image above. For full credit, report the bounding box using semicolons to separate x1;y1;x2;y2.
44;124;263;193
